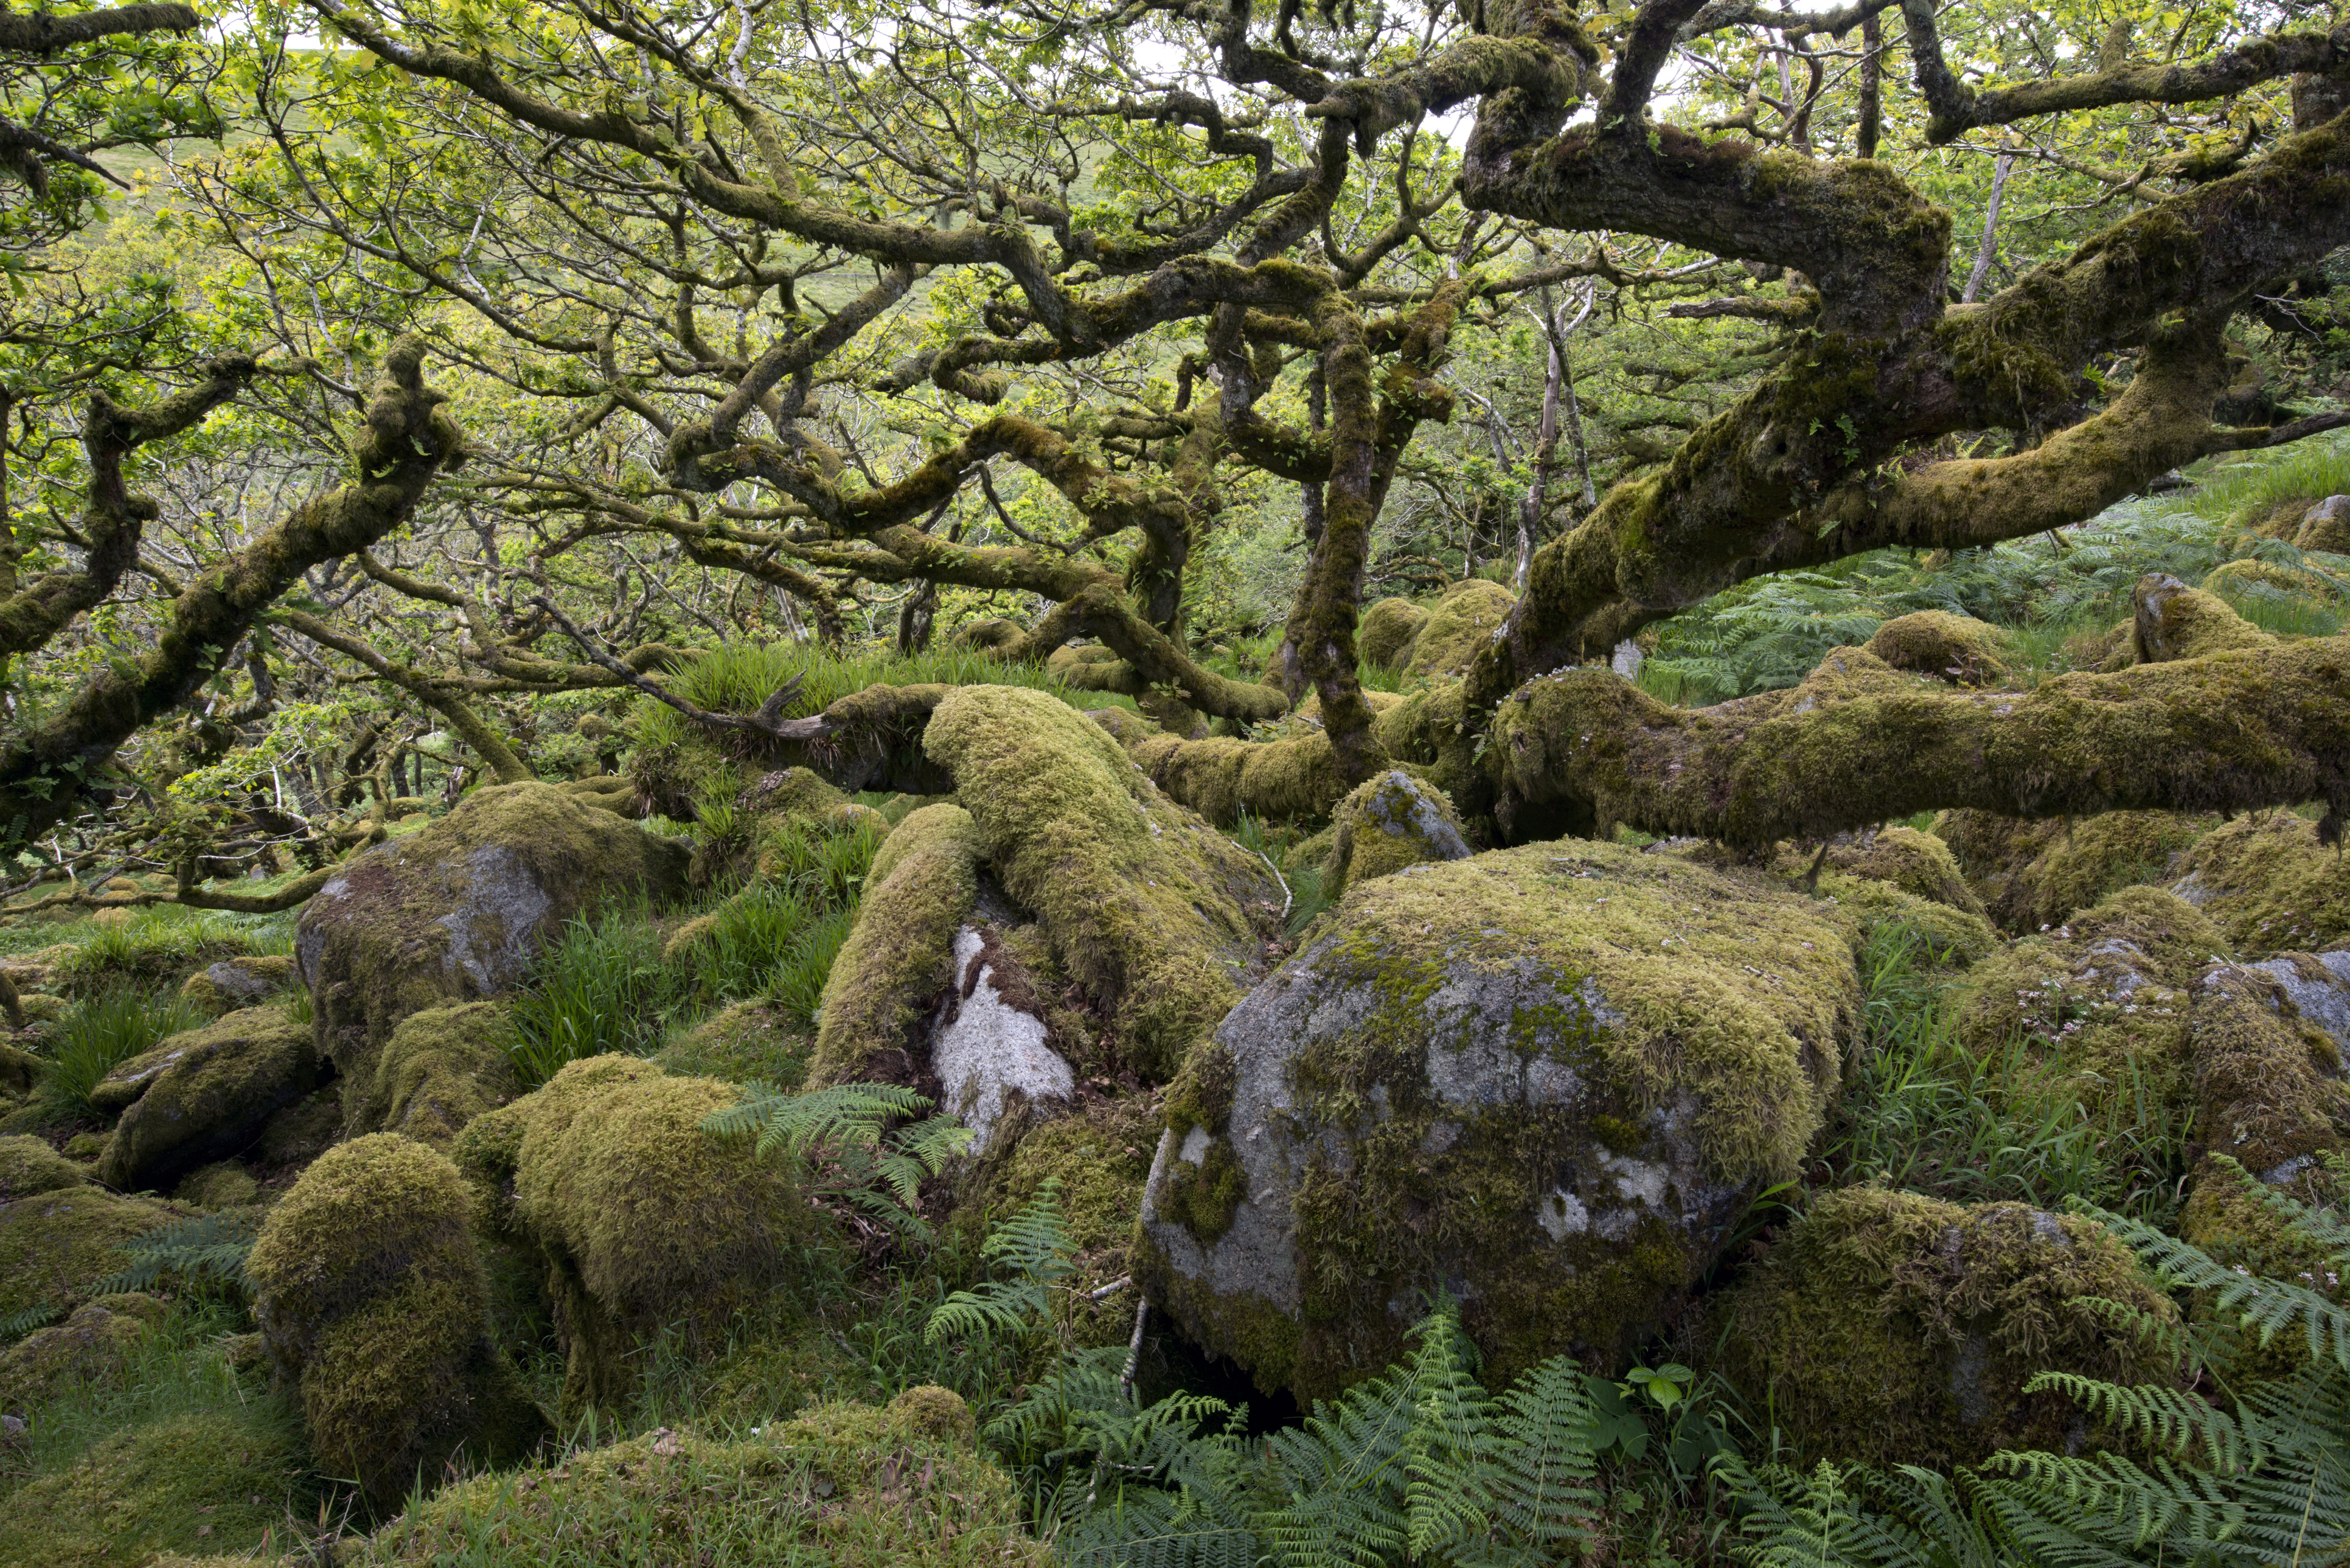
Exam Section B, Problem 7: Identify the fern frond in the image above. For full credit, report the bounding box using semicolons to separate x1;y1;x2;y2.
1481;1353;1601;1555
700;1079;933;1164
2018;1374;2254;1472
0;1300;61;1340
2077;1200;2350;1375
90;1208;263;1298
1402;1308;1497;1556
926;1178;1072;1347
1716;1457;1884;1568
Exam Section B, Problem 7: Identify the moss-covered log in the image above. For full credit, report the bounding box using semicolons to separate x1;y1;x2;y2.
1485;634;2350;847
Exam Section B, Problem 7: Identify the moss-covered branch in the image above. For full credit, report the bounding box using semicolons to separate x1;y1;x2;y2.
0;338;465;841
1483;630;2350;849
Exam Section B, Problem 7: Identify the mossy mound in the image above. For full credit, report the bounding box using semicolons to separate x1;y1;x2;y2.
0;1407;306;1568
1810;873;2003;968
454;1056;808;1409
1937;808;2216;934
1865;609;2012;685
1358;595;1430;670
1815;825;1986;917
174;1161;260;1207
295;780;690;1137
2132;572;2275;664
0;1294;164;1412
1712;1188;2174;1468
656;999;810;1086
2168;811;2350;956
0;1183;176;1322
247;1133;548;1507
353;1001;521;1150
1324;769;1472;900
1953;886;2227;1125
177;955;297;1017
94;1005;321;1192
339;1394;1044;1567
1139;839;1856;1400
2184;960;2350;1183
1403;578;1515;681
810;802;982;1085
2295;494;2350;553
923;687;1281;1080
0;1133;89;1201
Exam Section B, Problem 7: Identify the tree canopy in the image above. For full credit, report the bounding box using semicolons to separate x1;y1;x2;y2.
3;0;2349;903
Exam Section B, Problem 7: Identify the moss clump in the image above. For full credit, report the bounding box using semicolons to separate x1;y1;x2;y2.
1955;886;2227;1126
94;1005;320;1192
246;1133;548;1507
2185;960;2350;1181
1941;808;2217;934
295;780;691;1137
338;1397;1045;1567
1140;840;1857;1399
0;1133;89;1201
0;1407;305;1568
808;803;981;1086
356;1001;521;1150
0;1183;175;1322
1712;1188;2175;1469
1358;595;1430;670
1816;825;1986;918
1404;578;1514;682
174;1161;260;1208
2169;811;2350;956
1810;872;2003;968
1324;769;1473;899
1865;610;2013;685
923;688;1280;1080
1122;729;1347;826
0;1294;162;1412
656;999;810;1087
455;1056;808;1410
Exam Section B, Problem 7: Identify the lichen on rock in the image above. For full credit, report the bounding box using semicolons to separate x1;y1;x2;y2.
1137;839;1855;1399
246;1133;547;1507
1711;1188;2175;1468
294;780;690;1137
1324;769;1473;900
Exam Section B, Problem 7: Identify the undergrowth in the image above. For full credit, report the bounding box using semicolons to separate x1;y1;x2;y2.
30;984;210;1115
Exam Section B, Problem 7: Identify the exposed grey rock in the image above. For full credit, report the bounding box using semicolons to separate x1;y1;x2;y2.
2247;950;2350;1053
931;926;1074;1154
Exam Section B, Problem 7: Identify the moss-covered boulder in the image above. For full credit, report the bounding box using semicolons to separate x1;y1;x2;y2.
1403;578;1514;681
1358;596;1431;670
2132;572;2274;664
1811;872;2003;968
0;1407;306;1568
453;1056;809;1410
246;1133;547;1508
1713;1188;2175;1468
1865;610;2012;685
965;1098;1159;1349
2295;493;2350;553
335;1394;1045;1566
656;998;810;1086
810;802;983;1086
0;1184;175;1322
0;1293;165;1413
1815;825;1986;918
1138;839;1856;1400
0;1133;89;1201
256;1084;342;1169
350;1001;521;1150
295;780;688;1138
0;1041;40;1098
94;1007;320;1193
2183;958;2350;1184
175;1161;260;1208
1953;886;2225;1125
1936;807;2215;934
1324;770;1473;900
177;955;297;1017
2168;811;2350;956
923;687;1281;1080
